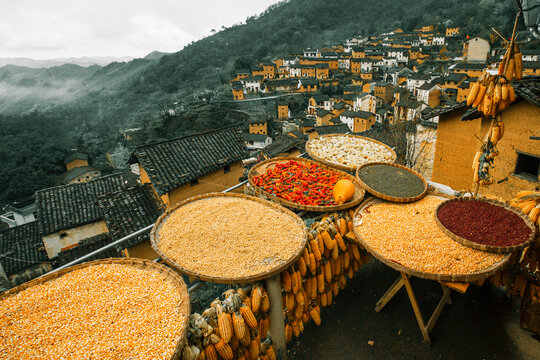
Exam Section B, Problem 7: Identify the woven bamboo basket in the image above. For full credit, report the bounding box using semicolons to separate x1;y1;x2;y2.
434;197;537;254
355;162;428;203
305;133;397;172
248;156;365;212
0;258;190;360
352;196;510;282
150;192;308;284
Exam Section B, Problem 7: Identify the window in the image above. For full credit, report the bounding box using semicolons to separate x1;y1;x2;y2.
224;165;231;174
514;152;540;182
190;179;199;186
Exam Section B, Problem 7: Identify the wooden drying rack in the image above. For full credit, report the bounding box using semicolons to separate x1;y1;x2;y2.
348;195;510;344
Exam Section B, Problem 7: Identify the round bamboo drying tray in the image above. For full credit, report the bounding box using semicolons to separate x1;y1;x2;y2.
305;133;397;172
0;258;190;360
248;156;365;212
352;196;510;282
434;197;537;254
150;192;308;284
355;162;428;203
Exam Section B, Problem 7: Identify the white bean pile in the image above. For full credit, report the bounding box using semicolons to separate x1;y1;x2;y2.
308;136;395;168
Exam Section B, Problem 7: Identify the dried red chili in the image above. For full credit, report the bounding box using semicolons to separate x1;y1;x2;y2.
437;200;532;247
252;160;346;206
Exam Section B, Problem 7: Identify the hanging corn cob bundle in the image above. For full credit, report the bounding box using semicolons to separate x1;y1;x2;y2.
469;29;522;194
183;285;272;359
279;211;368;343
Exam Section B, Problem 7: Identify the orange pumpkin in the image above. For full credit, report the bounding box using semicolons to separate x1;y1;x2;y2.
333;179;355;204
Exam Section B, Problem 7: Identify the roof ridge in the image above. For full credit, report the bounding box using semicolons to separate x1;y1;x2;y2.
35;173;126;194
134;124;243;151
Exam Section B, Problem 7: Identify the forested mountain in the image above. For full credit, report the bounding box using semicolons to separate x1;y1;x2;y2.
0;0;520;205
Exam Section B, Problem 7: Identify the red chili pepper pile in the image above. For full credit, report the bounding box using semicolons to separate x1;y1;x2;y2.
252;160;345;206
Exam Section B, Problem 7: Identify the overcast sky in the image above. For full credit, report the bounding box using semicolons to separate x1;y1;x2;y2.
0;0;282;59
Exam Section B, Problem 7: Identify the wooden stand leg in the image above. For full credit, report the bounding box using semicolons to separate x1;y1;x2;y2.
401;273;431;344
266;275;288;360
441;283;452;304
375;275;404;312
375;272;454;344
426;285;451;334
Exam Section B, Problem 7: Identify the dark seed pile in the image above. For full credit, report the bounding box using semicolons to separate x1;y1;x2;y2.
437;200;532;247
357;164;425;199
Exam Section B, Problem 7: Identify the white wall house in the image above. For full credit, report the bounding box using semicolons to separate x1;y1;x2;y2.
433;35;446;45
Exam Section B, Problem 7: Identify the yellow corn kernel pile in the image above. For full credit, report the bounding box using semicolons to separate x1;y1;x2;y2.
158;197;305;278
0;264;186;359
354;196;505;275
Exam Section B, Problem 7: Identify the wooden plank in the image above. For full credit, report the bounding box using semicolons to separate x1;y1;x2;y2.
441;281;469;294
375;276;404;312
401;272;431;344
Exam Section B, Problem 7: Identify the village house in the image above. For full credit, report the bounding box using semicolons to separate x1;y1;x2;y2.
265;79;296;93
523;61;540;76
374;82;395;104
248;117;268;135
231;82;244;100
0;222;51;290
251;65;266;78
315;109;334;126
258;135;304;160
304;48;321;58
352;46;366;58
289;64;302;77
456;81;472;102
343;85;365;95
354;93;378;113
432;34;446;46
450;63;487;78
420;24;435;32
463;37;490;62
338;54;351;70
416;82;442;107
301;64;316;78
386;47;409;63
62;153;101;184
130;126;249;207
242;76;263;93
0;199;36;228
407;73;431;93
316;63;330;79
277;101;290;119
446;27;460;37
339;110;376;133
331;101;350;117
231;69;250;82
431;77;540;200
297;78;318;92
521;48;540;61
262;62;276;78
308;94;332;114
97;184;164;260
394;98;423;123
294;118;315;134
35;173;136;260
